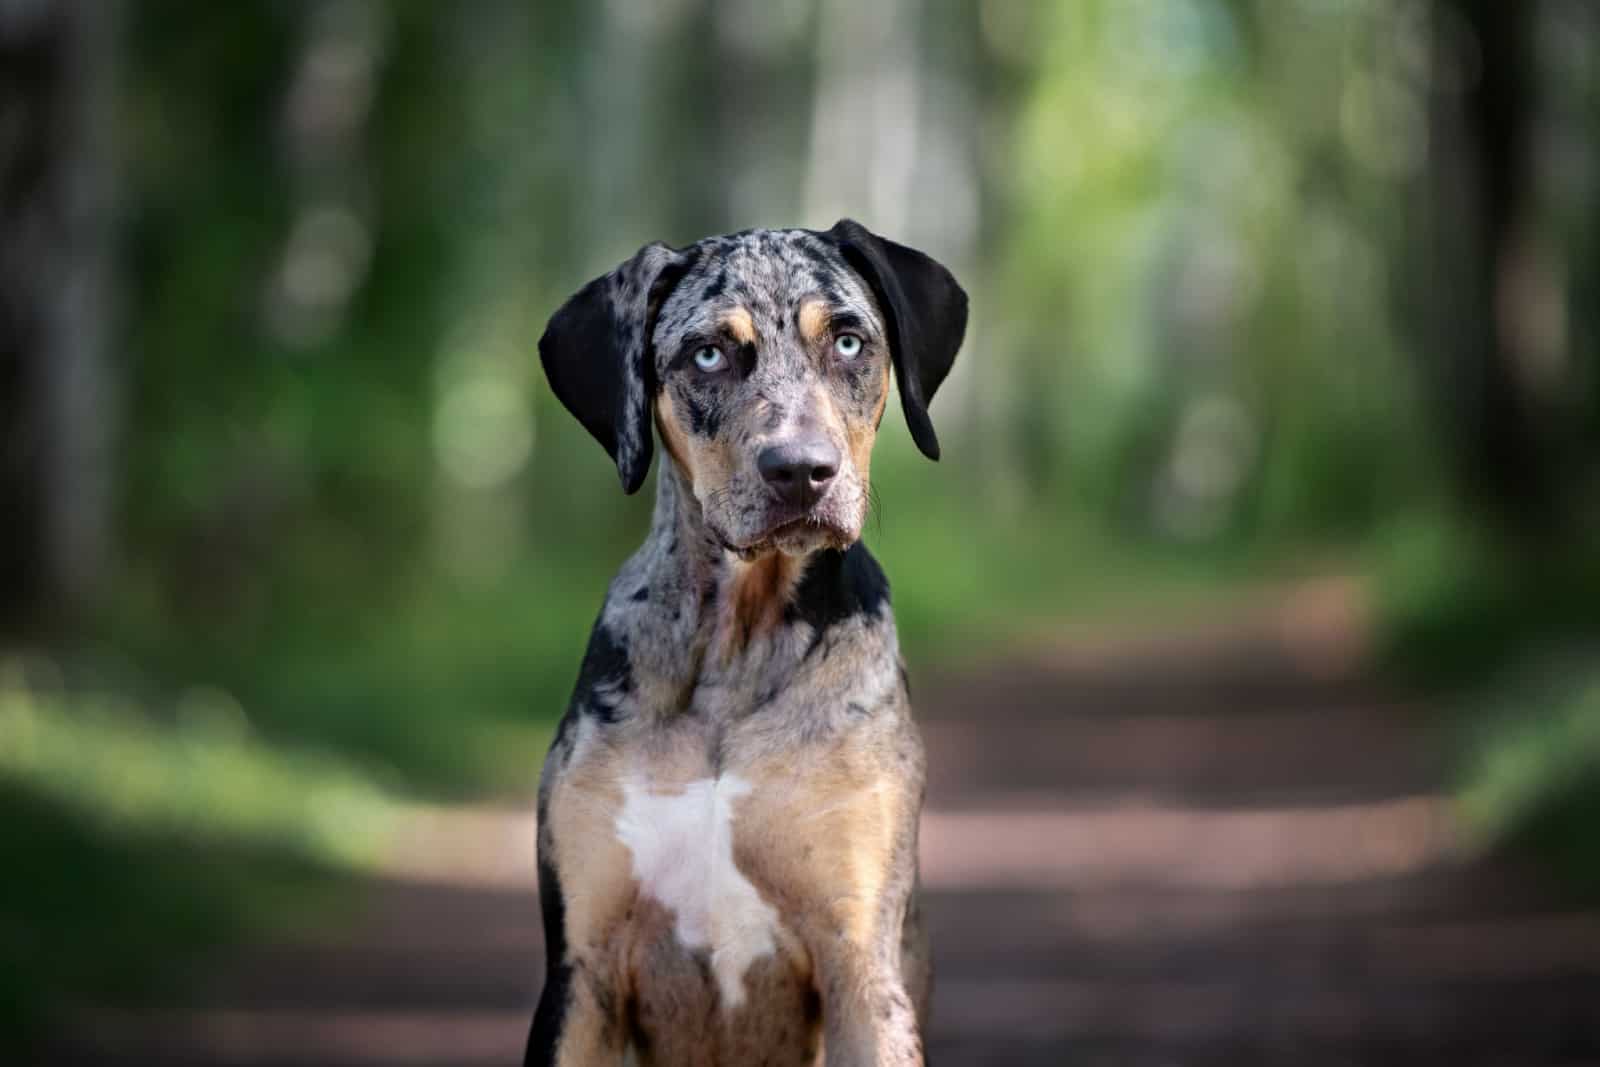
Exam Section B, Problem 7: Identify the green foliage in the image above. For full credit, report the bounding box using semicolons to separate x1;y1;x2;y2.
1372;513;1600;894
993;0;1430;539
0;679;400;862
863;439;1264;663
1453;661;1600;895
102;1;1465;811
1374;514;1600;687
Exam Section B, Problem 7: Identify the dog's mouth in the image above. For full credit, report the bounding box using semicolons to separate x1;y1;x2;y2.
724;511;855;559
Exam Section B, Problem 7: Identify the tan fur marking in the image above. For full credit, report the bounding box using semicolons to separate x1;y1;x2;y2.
724;306;757;346
810;383;847;440
654;392;693;480
659;390;741;520
736;747;907;949
719;552;803;656
546;762;633;962
846;369;887;488
797;299;830;345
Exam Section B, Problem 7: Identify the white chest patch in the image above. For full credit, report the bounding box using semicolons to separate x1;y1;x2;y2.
614;774;779;1010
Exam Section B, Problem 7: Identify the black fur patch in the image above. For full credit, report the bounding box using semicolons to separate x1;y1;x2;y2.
786;541;890;638
524;838;572;1064
548;706;577;759
540;243;694;494
700;268;728;300
830;310;866;335
681;390;721;437
573;620;633;723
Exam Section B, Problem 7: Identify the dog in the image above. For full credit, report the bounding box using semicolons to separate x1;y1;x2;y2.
525;220;967;1066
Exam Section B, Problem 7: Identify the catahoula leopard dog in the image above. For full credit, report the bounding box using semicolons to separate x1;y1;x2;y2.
524;220;967;1067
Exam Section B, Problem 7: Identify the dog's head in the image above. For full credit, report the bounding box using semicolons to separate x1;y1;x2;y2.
540;220;967;556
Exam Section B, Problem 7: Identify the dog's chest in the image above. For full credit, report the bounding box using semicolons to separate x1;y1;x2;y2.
547;706;911;1021
612;771;781;1008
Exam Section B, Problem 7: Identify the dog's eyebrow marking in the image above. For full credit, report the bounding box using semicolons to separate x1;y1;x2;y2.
723;306;758;346
797;298;830;344
614;775;779;1011
700;267;728;300
830;310;867;336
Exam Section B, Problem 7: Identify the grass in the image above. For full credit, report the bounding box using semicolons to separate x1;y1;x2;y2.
0;666;410;1045
0;671;400;864
1;783;360;1047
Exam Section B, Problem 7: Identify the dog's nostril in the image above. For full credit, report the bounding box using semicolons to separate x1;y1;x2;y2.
809;461;837;485
758;450;795;485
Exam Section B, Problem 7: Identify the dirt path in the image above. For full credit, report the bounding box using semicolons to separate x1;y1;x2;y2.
49;582;1600;1065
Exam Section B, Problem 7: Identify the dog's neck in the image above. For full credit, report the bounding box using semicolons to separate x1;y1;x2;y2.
609;462;886;710
653;462;810;647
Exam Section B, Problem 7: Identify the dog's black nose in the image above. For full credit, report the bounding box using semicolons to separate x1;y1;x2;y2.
758;438;840;508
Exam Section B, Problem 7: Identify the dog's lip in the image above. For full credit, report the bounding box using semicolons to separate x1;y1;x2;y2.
729;512;850;554
761;510;846;538
764;516;811;536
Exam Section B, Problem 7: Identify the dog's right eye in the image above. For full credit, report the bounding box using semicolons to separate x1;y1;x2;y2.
693;346;727;372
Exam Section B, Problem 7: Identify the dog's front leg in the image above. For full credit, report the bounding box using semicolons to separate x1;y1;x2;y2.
814;938;925;1067
523;954;625;1067
524;834;627;1067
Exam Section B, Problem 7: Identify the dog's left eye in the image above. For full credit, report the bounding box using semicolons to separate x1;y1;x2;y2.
693;346;726;372
834;334;863;359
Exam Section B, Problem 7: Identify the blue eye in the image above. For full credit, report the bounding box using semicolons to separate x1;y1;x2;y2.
834;334;863;359
694;346;726;372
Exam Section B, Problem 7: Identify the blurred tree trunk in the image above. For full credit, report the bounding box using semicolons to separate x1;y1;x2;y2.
1426;0;1558;534
804;0;923;234
0;0;117;639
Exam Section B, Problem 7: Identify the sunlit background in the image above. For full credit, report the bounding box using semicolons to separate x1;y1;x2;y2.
5;0;1600;1063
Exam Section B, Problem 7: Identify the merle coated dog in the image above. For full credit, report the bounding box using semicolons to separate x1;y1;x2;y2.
525;220;967;1066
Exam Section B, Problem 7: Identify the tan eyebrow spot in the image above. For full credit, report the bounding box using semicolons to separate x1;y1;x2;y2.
797;299;830;345
723;307;757;345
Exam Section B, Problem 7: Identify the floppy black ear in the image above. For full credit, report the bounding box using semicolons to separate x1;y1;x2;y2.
827;219;968;460
539;242;693;493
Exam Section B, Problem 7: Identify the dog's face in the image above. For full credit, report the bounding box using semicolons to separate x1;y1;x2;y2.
650;233;890;555
540;220;968;556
